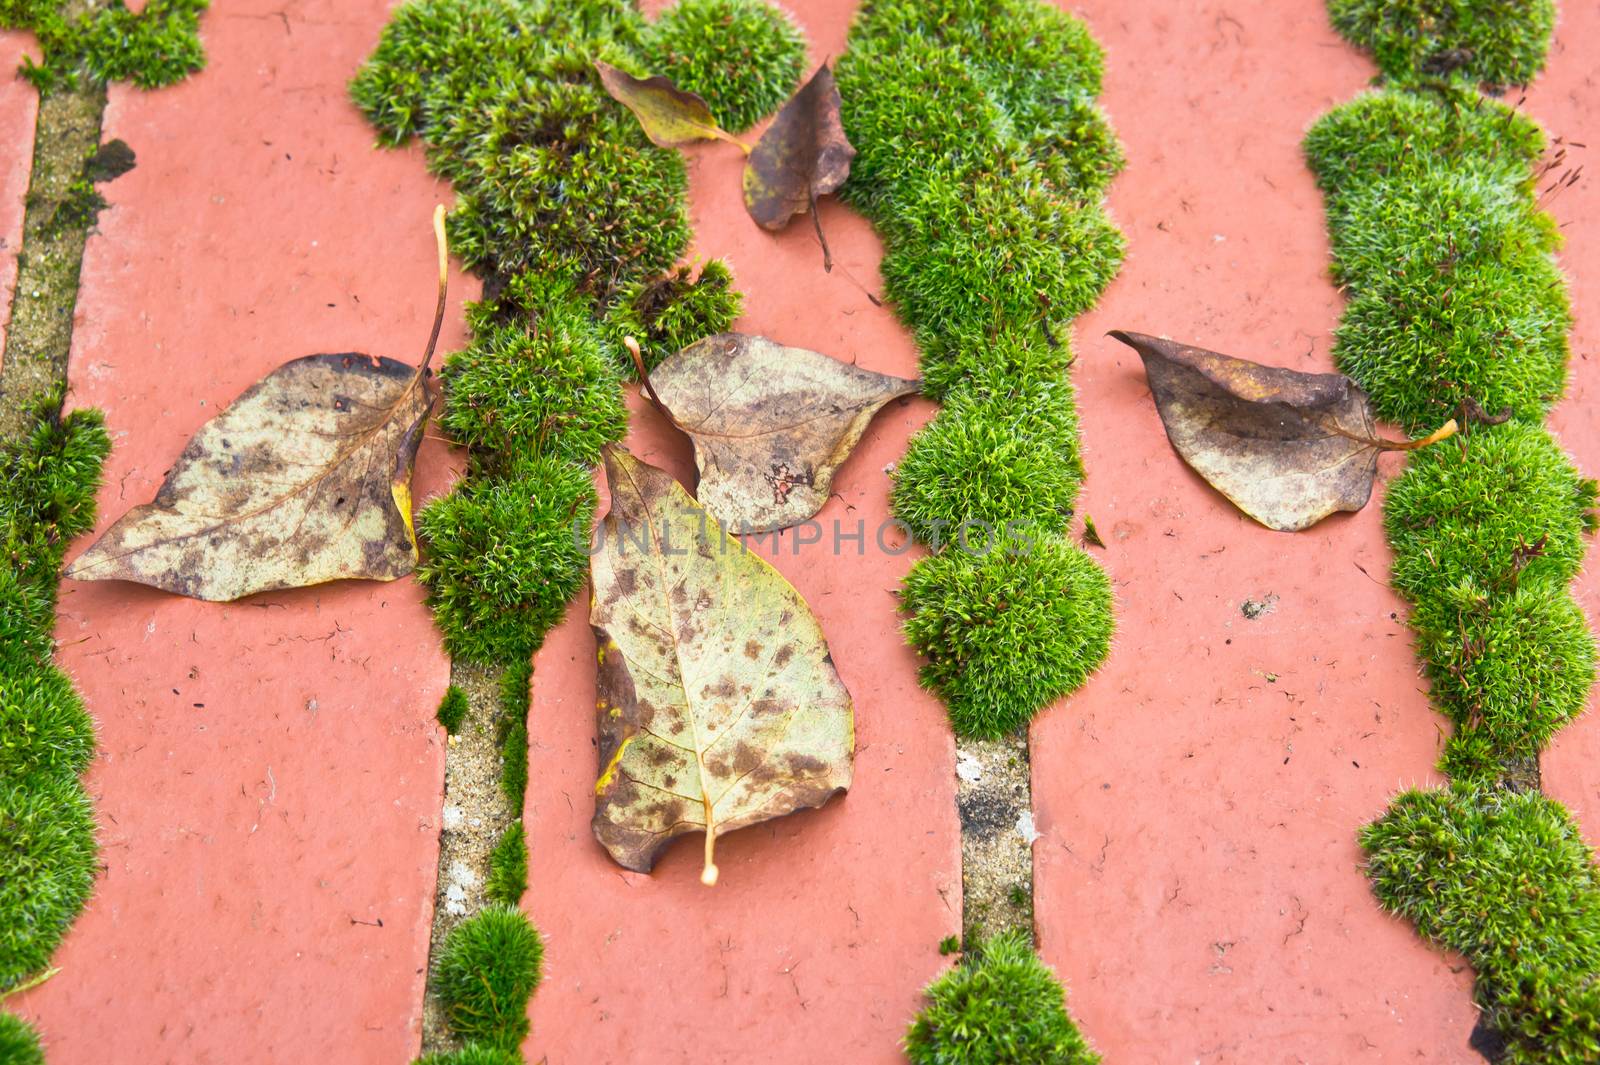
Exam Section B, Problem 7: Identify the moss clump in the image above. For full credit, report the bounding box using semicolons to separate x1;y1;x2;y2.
443;277;627;472
413;1046;520;1065
14;0;208;94
903;537;1113;739
0;663;95;784
891;380;1081;545
1327;0;1555;87
1412;582;1596;781
433;904;544;1052
1385;422;1596;602
416;458;595;664
0;774;97;988
1363;784;1600;1063
0;1013;44;1065
498;659;532;812
435;685;468;734
600;261;741;377
640;0;805;132
905;930;1100;1064
485;822;529;905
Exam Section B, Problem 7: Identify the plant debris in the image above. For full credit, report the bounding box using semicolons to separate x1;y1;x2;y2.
592;60;744;151
67;208;450;600
1111;331;1456;532
742;63;854;269
589;446;854;885
639;332;917;532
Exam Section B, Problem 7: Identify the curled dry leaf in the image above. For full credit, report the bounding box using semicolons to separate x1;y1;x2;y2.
1112;330;1456;532
743;63;855;269
639;333;918;533
592;60;742;150
590;446;854;885
66;208;452;600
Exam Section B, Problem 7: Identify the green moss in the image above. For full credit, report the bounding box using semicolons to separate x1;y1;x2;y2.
416;458;595;665
442;276;627;472
433;904;544;1052
499;659;532;812
1363;783;1600;1063
918;326;1074;403
600;260;741;377
0;1013;44;1065
905;930;1100;1064
435;685;468;734
891;380;1081;544
19;0;208;94
1385;422;1596;602
0;663;94;785
1327;0;1555;87
1411;581;1595;781
485;822;529;906
640;0;805;132
413;1046;521;1065
0;773;97;989
903;535;1113;739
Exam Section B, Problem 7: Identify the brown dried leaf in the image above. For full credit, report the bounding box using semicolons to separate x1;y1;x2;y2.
645;333;918;533
66;208;451;600
593;60;740;150
742;64;855;268
1111;330;1455;532
591;446;854;884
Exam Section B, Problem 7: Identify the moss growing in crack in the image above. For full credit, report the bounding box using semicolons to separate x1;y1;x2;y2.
15;0;209;94
640;0;805;133
484;822;529;905
0;1013;44;1065
600;260;741;377
905;930;1100;1064
413;1046;521;1065
891;379;1082;544
1385;422;1596;602
416;457;596;665
1327;0;1555;87
435;685;468;734
434;903;544;1052
903;536;1113;739
1412;581;1596;782
443;275;627;473
1363;783;1600;1063
498;659;531;814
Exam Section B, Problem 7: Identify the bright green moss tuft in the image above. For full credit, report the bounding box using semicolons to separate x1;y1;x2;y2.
600;260;742;377
485;822;529;905
0;773;97;989
1411;582;1595;781
903;536;1113;739
1363;784;1600;1063
891;381;1081;544
918;326;1075;403
640;0;805;133
1327;0;1555;87
413;1046;521;1065
442;277;627;472
435;685;468;734
0;1013;44;1065
434;904;544;1052
0;663;95;785
416;458;596;665
1385;422;1595;601
905;930;1100;1064
9;0;208;93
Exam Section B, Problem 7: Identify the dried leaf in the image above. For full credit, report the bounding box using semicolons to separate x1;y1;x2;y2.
593;60;740;150
1111;330;1456;532
742;64;855;269
66;209;452;600
590;446;854;884
643;333;918;533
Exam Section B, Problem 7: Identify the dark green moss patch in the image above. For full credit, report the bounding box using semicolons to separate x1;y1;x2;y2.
903;537;1113;739
484;822;528;906
1327;0;1555;88
0;1013;44;1065
639;0;804;133
905;930;1100;1064
12;0;208;94
600;260;740;378
498;659;531;813
435;685;468;734
433;904;544;1053
1363;784;1600;1063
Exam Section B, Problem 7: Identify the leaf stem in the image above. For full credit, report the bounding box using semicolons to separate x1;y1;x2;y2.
625;336;691;435
420;203;449;372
